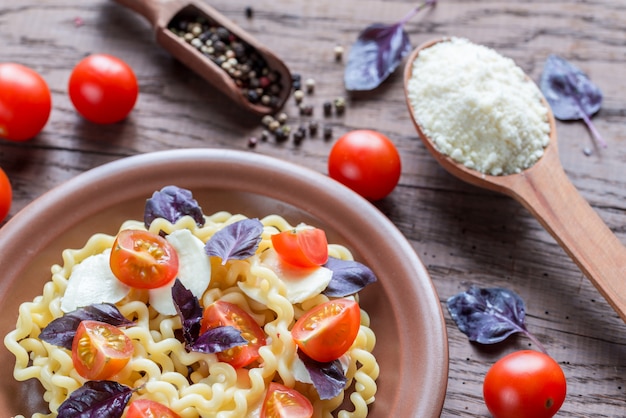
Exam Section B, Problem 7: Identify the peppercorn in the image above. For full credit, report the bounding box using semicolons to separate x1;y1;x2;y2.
268;120;281;132
261;130;270;142
248;136;258;148
299;104;314;116
305;78;315;94
245;6;253;19
274;127;290;143
323;126;333;140
323;101;332;117
308;121;319;136
334;45;344;62
262;115;274;127
293;129;305;145
334;97;346;115
293;89;304;104
276;112;288;124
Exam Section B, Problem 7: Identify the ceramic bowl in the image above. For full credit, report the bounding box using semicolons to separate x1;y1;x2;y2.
0;148;448;417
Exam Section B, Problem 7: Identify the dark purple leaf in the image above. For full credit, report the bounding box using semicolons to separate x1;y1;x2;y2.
204;218;263;265
539;54;605;147
323;257;377;297
39;303;134;350
144;185;205;228
344;1;436;91
188;326;247;354
446;286;528;345
172;279;203;346
57;380;133;418
298;351;347;400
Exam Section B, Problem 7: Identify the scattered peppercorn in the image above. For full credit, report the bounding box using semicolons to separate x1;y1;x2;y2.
323;101;333;117
334;96;346;115
261;130;270;141
293;129;305;145
334;45;344;62
294;89;304;104
245;6;253;19
292;73;302;91
323;126;333;140
305;78;315;94
299;104;314;116
248;136;258;148
268;120;281;132
308;121;319;136
277;112;288;124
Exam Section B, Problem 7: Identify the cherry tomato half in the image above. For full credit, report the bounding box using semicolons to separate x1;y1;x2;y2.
126;399;181;418
68;54;138;124
0;63;51;141
71;320;133;380
292;298;360;363
261;382;313;418
110;229;179;289
0;167;12;223
201;300;267;368
271;226;328;268
483;350;566;418
328;129;401;201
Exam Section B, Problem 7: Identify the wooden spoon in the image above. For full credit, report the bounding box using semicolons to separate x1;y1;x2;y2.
404;38;626;323
113;0;292;116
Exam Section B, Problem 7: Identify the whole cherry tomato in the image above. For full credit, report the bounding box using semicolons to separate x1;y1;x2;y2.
483;350;566;418
71;320;133;380
0;167;12;223
0;63;52;141
291;298;360;363
68;54;138;124
328;129;401;201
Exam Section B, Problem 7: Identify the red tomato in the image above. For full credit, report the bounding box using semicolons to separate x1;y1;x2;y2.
0;63;51;141
328;129;401;201
292;298;360;363
0;167;12;223
71;320;133;380
109;229;179;289
261;382;313;418
271;227;328;268
126;399;181;418
68;54;138;124
201;300;266;368
483;350;567;418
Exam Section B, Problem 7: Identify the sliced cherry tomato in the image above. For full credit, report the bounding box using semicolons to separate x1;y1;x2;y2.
328;129;401;201
483;350;567;418
271;227;328;268
261;382;313;418
0;167;12;223
0;63;52;141
291;298;360;363
68;54;138;124
110;229;179;289
126;399;181;418
200;300;266;368
71;320;133;380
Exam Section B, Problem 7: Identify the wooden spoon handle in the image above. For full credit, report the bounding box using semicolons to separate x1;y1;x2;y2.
509;154;626;321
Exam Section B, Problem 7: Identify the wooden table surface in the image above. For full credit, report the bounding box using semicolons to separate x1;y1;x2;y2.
1;0;625;416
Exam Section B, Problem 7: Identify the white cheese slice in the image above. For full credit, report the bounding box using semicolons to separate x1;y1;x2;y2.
239;249;332;305
149;229;212;315
61;249;130;313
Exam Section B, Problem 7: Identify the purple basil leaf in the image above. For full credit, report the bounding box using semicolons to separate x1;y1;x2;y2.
298;351;347;400
323;257;377;297
446;286;528;345
57;380;133;418
39;303;134;350
344;22;411;91
188;325;247;354
344;1;436;91
172;279;203;346
204;218;263;265
539;54;605;147
144;185;205;228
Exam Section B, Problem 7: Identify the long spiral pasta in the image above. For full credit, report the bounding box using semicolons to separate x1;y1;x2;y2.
4;212;379;418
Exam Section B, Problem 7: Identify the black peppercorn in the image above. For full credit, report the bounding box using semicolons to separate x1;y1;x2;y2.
245;6;253;19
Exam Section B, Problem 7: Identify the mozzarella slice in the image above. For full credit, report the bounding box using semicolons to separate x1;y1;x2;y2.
61;249;130;313
240;249;332;305
149;229;212;315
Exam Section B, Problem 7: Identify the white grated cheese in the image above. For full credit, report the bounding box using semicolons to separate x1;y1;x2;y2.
407;37;551;176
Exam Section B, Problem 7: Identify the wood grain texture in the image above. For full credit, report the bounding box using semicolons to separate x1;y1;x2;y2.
1;0;625;416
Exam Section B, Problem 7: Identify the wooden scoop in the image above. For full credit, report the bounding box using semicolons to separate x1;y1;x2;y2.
113;0;292;116
404;38;626;323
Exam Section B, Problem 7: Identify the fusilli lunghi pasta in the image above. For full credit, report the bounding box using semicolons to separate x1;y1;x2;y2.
4;210;379;418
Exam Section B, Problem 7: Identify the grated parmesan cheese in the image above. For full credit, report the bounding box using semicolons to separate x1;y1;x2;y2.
407;37;550;176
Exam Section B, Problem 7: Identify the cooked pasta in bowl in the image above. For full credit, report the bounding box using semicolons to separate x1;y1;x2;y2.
0;149;448;417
